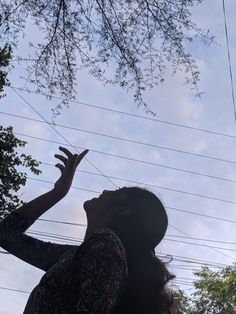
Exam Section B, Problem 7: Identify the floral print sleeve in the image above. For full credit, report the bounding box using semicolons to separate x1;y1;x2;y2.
74;228;128;314
0;211;77;271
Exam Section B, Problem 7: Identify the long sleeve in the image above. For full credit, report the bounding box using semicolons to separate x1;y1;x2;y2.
0;211;77;271
74;228;128;313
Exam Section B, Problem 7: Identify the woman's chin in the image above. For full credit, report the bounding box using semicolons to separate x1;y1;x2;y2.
83;198;97;211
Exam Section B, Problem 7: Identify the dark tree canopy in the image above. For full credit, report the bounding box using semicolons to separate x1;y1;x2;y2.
192;265;236;313
0;126;41;220
173;264;236;313
0;46;42;220
0;44;12;99
0;0;213;113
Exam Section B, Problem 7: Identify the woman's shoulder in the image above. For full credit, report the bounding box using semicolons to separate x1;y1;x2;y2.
87;228;124;250
83;228;127;266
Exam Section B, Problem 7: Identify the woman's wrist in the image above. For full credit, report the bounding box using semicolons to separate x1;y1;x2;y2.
51;186;68;200
15;188;66;221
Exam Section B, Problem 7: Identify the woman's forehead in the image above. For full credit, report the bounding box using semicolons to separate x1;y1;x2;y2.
101;187;128;200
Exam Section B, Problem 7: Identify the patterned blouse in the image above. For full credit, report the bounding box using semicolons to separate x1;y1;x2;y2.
0;211;128;313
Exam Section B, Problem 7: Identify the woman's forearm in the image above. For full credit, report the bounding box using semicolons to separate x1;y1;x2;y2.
15;189;65;223
15;147;88;223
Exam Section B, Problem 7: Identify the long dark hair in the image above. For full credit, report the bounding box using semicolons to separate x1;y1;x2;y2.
107;187;176;314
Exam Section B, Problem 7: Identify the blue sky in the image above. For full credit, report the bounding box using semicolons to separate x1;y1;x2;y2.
1;0;236;312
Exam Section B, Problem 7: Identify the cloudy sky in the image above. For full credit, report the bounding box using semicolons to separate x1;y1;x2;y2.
1;0;236;312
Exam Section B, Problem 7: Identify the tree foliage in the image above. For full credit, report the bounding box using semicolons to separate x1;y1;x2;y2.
173;264;236;314
0;0;213;113
192;265;236;313
0;45;41;220
0;44;12;98
172;289;192;314
0;126;42;220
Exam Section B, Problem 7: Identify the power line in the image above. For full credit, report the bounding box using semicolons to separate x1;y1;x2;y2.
39;162;236;184
10;172;236;230
163;238;236;254
2;221;235;261
35;205;236;229
6;95;236;166
158;253;229;268
1;244;229;280
0;244;228;269
168;206;236;224
27;175;236;205
29;228;236;247
11;127;236;185
28;177;99;194
28;230;84;244
38;217;87;227
0;286;30;294
3;111;236;183
5;90;235;265
25;230;236;257
4;126;236;205
166;234;236;246
222;0;236;121
11;87;118;189
25;179;236;226
10;86;236;140
169;224;235;261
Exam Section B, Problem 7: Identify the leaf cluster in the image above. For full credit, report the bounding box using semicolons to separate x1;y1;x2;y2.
0;126;41;220
0;44;12;98
0;0;214;113
192;266;236;313
173;264;236;314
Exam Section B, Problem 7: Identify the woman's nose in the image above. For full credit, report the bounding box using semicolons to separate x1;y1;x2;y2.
102;190;109;195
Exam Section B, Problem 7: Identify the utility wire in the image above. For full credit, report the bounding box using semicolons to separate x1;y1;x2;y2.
222;0;236;121
0;249;228;268
168;206;236;224
7;95;236;165
23;232;236;254
3;127;236;204
158;253;229;267
28;175;236;205
0;286;30;294
10;86;236;140
6;170;235;230
169;224;235;261
10;127;236;186
39;161;236;184
163;238;236;254
38;217;87;227
3;111;236;183
5;90;235;265
166;234;236;246
1;222;235;260
11;87;118;188
37;206;236;226
28;228;236;247
24;179;236;226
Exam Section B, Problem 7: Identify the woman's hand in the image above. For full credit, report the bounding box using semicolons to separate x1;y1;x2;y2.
54;146;89;197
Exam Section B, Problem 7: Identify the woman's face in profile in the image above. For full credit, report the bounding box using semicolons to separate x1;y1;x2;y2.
83;187;129;226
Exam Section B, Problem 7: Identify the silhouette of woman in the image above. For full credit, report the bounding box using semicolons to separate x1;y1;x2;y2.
0;147;175;313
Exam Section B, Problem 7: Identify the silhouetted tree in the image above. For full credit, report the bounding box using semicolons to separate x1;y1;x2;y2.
192;265;236;313
0;127;42;220
0;0;213;113
0;44;41;220
0;44;12;99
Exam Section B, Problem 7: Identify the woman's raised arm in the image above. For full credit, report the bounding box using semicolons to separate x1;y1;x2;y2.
16;147;88;222
0;147;88;271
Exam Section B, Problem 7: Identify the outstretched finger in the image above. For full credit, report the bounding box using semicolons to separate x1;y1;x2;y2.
59;146;73;158
55;154;67;165
55;163;64;174
75;149;89;167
